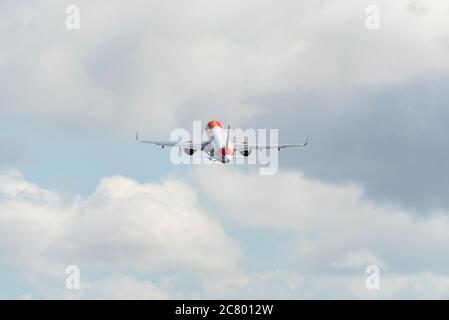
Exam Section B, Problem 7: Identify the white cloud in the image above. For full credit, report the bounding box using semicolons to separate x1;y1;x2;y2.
332;249;387;270
193;167;449;298
2;168;449;298
68;274;170;300
251;269;449;301
0;170;242;298
2;0;449;298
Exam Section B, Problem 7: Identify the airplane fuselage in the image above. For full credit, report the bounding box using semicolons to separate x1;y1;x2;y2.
205;120;234;163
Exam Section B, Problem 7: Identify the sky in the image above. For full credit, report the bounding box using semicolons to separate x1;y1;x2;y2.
1;0;449;299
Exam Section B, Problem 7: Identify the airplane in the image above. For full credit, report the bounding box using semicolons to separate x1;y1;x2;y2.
136;120;309;164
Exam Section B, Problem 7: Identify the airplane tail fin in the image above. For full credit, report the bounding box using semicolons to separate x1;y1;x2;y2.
225;125;231;149
223;125;231;163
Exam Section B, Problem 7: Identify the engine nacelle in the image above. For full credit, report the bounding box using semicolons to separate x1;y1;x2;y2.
239;142;251;157
182;141;197;156
183;148;197;156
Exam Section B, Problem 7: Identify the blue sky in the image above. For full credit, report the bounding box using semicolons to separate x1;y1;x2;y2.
1;115;175;196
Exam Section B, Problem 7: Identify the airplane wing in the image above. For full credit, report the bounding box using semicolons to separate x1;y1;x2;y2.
234;136;309;151
136;132;203;150
140;140;203;149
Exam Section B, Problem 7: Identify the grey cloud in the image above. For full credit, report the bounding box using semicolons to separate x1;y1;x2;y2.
246;75;449;212
3;0;449;134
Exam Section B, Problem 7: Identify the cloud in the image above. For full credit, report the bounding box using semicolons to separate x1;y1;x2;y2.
2;0;449;133
2;168;449;298
68;274;170;300
0;169;242;298
3;0;449;212
193;167;449;298
332;250;387;270
2;0;449;212
2;0;449;299
253;75;449;212
242;271;449;299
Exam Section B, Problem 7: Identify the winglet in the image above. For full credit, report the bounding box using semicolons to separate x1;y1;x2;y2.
304;136;310;146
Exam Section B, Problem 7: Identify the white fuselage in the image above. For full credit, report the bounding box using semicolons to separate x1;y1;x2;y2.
205;121;234;163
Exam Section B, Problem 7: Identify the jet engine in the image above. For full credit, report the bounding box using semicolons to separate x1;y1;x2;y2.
239;142;251;157
182;141;197;156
